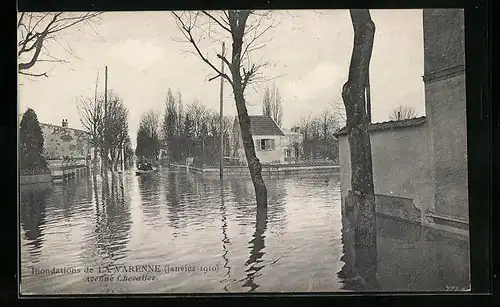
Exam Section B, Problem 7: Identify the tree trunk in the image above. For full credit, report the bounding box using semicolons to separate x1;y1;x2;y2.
341;9;378;289
230;34;267;208
93;145;99;171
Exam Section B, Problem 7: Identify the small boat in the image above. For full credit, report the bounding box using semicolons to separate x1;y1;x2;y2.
135;167;158;175
135;161;159;175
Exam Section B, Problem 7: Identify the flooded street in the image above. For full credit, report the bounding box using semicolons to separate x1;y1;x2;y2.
20;166;470;294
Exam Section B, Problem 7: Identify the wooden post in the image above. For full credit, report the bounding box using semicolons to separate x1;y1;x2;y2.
219;42;225;179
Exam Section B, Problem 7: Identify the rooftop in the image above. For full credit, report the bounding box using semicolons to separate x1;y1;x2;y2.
335;116;427;136
281;128;302;136
238;115;285;136
40;122;89;134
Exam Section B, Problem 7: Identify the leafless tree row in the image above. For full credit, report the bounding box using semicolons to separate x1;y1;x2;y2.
291;110;341;161
389;105;418;120
77;84;130;172
136;110;161;162
161;88;233;166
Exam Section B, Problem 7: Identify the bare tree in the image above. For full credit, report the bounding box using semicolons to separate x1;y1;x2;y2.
330;99;347;127
136;110;160;162
77;85;129;172
104;96;129;171
172;10;278;207
17;12;102;78
262;84;283;127
77;72;103;167
341;9;378;289
389;105;418;120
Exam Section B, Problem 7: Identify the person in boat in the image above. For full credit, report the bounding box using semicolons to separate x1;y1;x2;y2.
137;160;152;171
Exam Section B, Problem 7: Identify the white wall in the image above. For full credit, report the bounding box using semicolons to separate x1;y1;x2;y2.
237;135;285;164
339;123;435;219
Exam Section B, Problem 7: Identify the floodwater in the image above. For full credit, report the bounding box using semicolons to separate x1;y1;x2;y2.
19;166;470;294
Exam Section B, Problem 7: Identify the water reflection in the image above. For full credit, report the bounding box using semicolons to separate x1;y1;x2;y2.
337;212;379;291
241;204;268;292
138;172;161;224
338;212;470;291
20;168;470;294
229;178;287;233
20;183;50;256
219;181;232;291
92;172;132;263
166;171;183;230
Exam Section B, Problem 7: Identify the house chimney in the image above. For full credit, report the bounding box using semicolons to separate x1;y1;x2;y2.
62;119;68;128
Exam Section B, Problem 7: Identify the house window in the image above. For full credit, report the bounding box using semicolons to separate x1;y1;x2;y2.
260;139;275;151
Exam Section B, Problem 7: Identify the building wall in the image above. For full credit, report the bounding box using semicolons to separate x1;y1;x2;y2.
237;135;284;165
425;71;468;221
40;124;90;159
423;9;465;74
339;123;434;218
423;9;468;221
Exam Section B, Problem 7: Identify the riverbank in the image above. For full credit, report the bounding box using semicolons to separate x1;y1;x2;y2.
20;173;52;185
169;162;340;177
47;159;88;182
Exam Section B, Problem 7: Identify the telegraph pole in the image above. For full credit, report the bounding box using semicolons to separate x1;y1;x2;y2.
219;42;225;179
104;66;108;171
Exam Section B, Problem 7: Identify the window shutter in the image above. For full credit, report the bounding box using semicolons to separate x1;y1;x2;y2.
270;139;275;151
255;139;259;151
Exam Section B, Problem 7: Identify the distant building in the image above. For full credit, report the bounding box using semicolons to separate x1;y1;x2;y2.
337;9;467;235
281;128;303;162
159;143;168;160
39;119;91;160
230;115;285;165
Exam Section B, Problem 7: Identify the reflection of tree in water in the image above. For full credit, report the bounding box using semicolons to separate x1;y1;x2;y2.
20;184;50;253
85;171;93;201
338;211;379;291
91;173;132;263
229;178;286;233
240;205;268;292
218;181;233;292
265;179;287;234
165;172;186;230
44;174;93;221
137;173;161;224
229;179;256;224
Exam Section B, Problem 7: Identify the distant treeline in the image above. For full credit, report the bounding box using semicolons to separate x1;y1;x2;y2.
163;89;233;165
291;110;341;162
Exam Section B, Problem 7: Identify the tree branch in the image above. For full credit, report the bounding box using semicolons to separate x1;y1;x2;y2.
172;11;233;86
201;11;231;33
19;71;48;78
17;12;102;74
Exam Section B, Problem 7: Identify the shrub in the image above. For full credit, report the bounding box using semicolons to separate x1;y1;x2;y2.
19;109;50;175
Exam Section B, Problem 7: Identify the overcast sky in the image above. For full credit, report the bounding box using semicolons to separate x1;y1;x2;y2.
18;9;425;146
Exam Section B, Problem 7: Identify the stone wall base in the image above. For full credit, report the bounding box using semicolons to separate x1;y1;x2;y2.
20;174;52;185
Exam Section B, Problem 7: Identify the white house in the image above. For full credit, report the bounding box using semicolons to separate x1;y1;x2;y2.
231;115;285;165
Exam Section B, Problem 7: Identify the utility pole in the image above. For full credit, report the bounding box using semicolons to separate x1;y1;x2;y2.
219;42;225;179
104;66;108;171
366;68;371;123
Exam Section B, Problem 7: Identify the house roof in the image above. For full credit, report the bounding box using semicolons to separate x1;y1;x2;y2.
236;115;285;136
40;122;89;135
281;128;302;136
335;116;426;136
